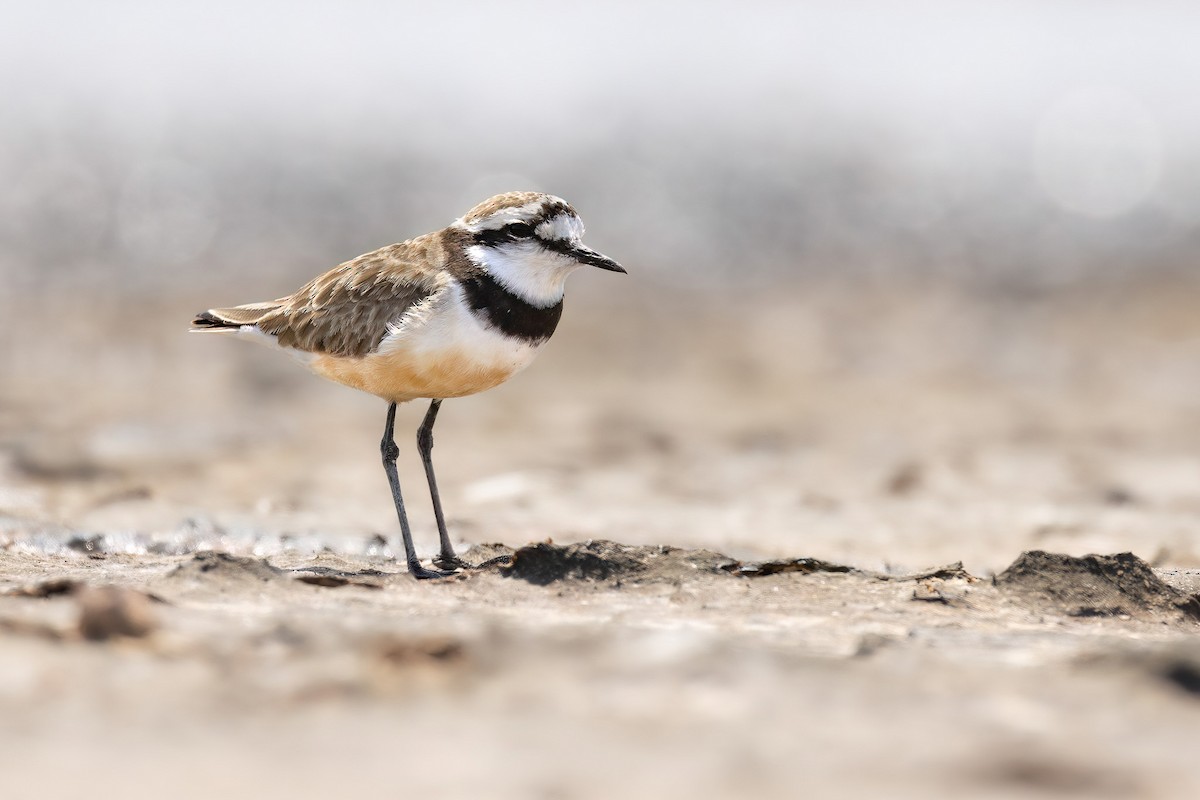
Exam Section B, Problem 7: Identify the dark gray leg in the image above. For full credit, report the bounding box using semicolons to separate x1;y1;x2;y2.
418;400;465;570
380;402;453;579
419;400;513;571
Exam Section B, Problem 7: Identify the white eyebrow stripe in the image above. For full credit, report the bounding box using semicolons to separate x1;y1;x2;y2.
455;201;548;233
536;214;584;241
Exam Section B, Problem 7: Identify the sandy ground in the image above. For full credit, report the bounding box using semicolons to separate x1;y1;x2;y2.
2;279;1200;798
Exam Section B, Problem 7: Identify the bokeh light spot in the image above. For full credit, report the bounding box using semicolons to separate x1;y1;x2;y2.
1034;89;1161;218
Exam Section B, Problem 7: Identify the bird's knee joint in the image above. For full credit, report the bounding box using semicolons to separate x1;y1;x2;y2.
380;439;400;463
416;429;434;454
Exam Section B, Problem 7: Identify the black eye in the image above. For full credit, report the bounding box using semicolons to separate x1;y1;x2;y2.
506;223;535;239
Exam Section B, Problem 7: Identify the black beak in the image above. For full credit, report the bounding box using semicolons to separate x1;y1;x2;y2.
570;244;626;273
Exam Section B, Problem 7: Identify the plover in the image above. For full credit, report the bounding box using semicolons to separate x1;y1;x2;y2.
192;192;625;578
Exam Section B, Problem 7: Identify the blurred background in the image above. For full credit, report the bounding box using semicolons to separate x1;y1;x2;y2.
2;0;1200;570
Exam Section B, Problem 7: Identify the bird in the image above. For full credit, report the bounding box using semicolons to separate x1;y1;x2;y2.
192;191;625;579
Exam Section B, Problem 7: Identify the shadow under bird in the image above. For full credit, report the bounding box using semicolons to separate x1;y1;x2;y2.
192;192;625;578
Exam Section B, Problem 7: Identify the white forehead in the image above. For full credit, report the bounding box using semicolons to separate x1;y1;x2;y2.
536;213;584;242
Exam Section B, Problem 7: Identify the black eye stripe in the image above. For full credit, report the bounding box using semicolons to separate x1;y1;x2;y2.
472;228;506;246
538;238;577;256
473;220;542;247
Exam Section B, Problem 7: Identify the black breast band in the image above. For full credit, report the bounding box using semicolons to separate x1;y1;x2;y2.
459;272;564;343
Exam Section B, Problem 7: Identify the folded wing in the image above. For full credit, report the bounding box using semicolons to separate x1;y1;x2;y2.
192;237;450;359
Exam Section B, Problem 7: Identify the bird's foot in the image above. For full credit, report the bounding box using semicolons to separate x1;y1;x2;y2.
408;560;459;580
435;553;513;571
433;554;469;571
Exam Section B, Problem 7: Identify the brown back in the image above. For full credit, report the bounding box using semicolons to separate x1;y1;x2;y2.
209;232;461;358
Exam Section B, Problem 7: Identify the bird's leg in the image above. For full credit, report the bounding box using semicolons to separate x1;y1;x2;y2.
418;400;467;570
380;402;453;579
419;400;513;572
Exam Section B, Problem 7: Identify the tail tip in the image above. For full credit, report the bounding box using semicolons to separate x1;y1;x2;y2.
191;310;233;330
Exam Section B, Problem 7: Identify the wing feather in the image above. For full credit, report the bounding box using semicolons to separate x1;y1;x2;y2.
192;233;452;358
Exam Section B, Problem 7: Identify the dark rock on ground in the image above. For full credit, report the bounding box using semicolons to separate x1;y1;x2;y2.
995;551;1200;622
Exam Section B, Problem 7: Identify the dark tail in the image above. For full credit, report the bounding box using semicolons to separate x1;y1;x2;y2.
191;310;241;330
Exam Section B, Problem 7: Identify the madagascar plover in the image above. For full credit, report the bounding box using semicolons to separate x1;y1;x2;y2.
192;192;625;578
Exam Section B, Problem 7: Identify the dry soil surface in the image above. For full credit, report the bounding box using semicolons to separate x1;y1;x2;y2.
3;282;1200;798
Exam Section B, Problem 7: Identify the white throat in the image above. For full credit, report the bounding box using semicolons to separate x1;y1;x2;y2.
465;242;579;308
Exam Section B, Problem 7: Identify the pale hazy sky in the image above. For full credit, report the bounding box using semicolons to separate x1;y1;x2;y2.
4;1;1199;288
6;1;1198;144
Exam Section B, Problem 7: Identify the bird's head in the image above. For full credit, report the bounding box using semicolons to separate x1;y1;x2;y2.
453;192;625;307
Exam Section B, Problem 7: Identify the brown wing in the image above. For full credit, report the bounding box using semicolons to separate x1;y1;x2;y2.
194;233;451;358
